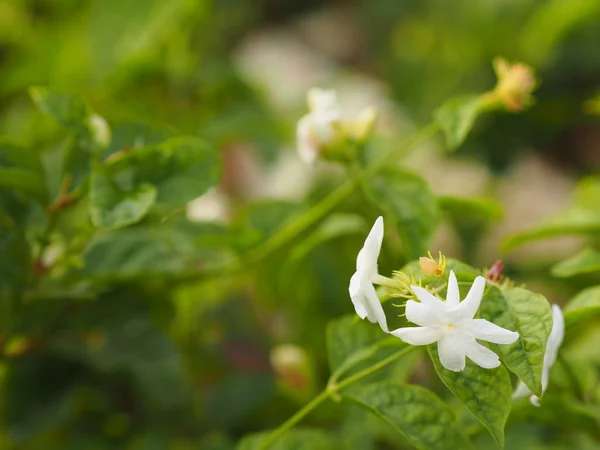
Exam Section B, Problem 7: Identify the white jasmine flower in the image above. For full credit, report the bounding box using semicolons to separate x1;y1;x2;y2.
296;88;342;164
349;216;391;333
391;271;519;372
513;304;564;406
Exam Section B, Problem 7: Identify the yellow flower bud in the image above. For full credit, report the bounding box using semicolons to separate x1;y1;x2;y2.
492;58;537;112
351;106;378;142
419;251;446;276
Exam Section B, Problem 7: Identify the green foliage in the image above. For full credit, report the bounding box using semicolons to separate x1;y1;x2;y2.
0;1;599;448
479;287;553;396
429;346;512;447
564;286;600;326
237;429;337;450
551;248;600;278
370;169;437;259
434;96;485;150
346;381;473;450
90;136;220;228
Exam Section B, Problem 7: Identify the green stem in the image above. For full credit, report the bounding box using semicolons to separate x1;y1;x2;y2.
229;123;440;272
257;346;414;450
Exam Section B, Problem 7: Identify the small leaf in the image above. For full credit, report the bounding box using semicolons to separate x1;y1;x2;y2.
29;87;110;154
438;196;503;221
551;248;600;278
564;286;600;326
503;209;600;251
479;287;553;396
90;166;156;228
327;315;402;380
89;136;220;228
434;96;483;150
428;346;512;448
237;428;337;450
0;168;48;203
30;87;90;133
346;381;473;450
370;169;437;259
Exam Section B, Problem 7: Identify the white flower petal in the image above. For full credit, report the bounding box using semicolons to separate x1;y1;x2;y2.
349;272;368;320
410;285;447;309
356;216;384;273
465;339;501;369
296;115;318;164
541;304;565;395
464;319;519;344
390;326;442;345
363;281;389;333
308;88;338;112
453;275;486;319
513;380;531;400
544;305;565;370
445;270;460;307
437;333;468;372
405;300;444;328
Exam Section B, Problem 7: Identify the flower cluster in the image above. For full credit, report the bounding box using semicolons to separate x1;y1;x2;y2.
350;217;565;380
296;88;377;164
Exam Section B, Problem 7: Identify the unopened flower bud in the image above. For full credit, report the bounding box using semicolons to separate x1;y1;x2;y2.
270;344;310;389
351;107;378;142
487;260;504;283
419;251;446;276
492;58;537;112
88;114;111;149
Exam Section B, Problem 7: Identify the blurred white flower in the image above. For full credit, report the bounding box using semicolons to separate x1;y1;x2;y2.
391;271;519;372
296;88;342;164
296;87;378;164
513;304;564;406
349;216;390;333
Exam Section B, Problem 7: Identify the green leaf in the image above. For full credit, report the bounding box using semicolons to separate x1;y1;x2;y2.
503;176;600;251
0;168;47;203
30;87;90;133
551;248;600;278
0;139;47;203
346;381;473;450
237;428;337;450
564;286;600;326
289;213;367;262
89;168;156;229
503;209;600;251
146;136;221;205
327;315;403;381
428;346;512;447
438;196;503;221
89;136;220;228
434;96;483;150
370;169;437;259
82;228;190;277
478;287;553;396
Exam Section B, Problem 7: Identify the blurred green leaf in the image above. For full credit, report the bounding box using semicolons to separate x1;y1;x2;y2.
327;315;403;381
0;167;47;203
237;428;337;450
429;346;512;447
346;381;473;450
438;196;503;221
29;87;109;154
434;96;484;150
479;286;552;396
370;169;437;259
89;136;220;228
551;248;600;278
289;213;367;263
89;171;156;229
503;176;600;251
564;286;600;326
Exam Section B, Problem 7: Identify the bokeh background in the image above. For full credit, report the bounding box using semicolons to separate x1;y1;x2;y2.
1;0;600;448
